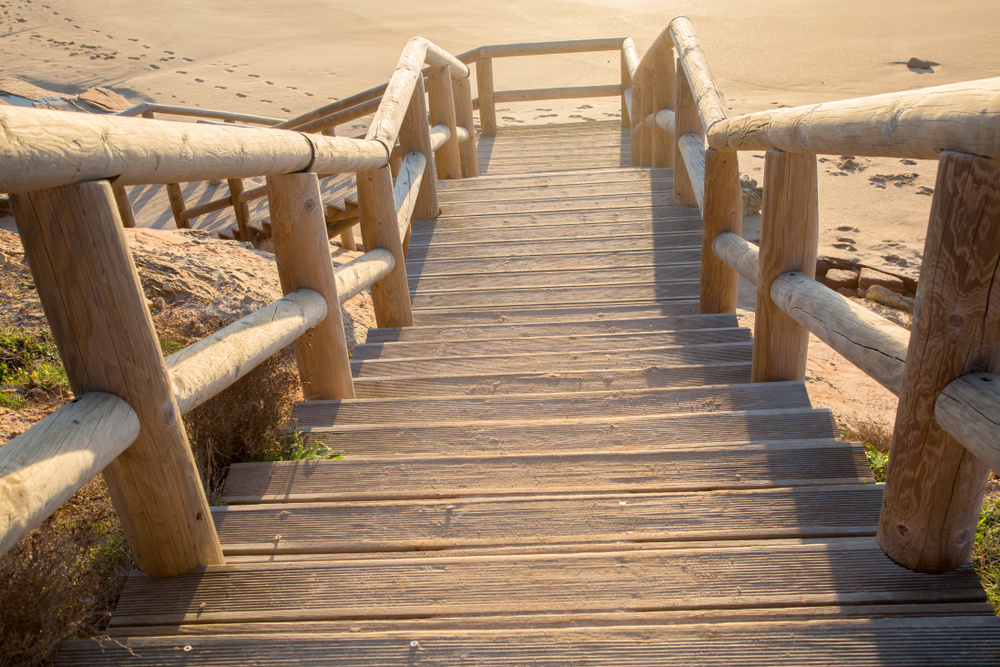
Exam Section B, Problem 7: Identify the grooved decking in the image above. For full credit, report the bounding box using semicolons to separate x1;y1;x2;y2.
59;121;1000;664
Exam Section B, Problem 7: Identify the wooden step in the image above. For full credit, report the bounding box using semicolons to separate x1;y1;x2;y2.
211;485;885;556
435;166;671;192
438;192;674;217
408;219;701;247
407;248;702;279
352;326;750;360
364;312;739;343
352;362;753;398
103;538;986;629
295;378;793;428
427;205;699;227
351;340;751;377
291;406;837;458
435;178;672;204
407;265;702;292
410;302;703;326
60;617;1000;665
410;282;700;310
221;437;865;504
406;232;699;262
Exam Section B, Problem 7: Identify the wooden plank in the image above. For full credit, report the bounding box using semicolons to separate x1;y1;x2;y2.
351;340;751;377
106;539;982;627
410;302;703;326
295;378;789;428
434;165;659;189
352;362;753;398
479;157;628;175
435;179;671;204
285;407;838;460
406;249;702;279
353;326;748;360
428;207;701;228
406;236;700;262
212;485;885;555
408;220;701;246
438;192;674;216
408;265;701;291
364;312;739;343
409;282;700;310
64;617;1000;665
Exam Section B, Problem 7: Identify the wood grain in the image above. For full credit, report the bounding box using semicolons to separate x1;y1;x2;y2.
672;60;703;207
699;149;742;312
936;373;1000;471
878;151;1000;573
396;75;439;219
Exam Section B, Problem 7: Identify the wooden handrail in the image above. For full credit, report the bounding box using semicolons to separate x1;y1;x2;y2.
0;105;386;192
668;17;728;132
0;393;139;556
936;373;1000;472
494;84;620;104
461;38;625;61
621;38;640;81
119;103;282;125
336;249;396;302
709;77;1000;159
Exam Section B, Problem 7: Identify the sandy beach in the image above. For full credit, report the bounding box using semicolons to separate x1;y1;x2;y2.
2;0;999;426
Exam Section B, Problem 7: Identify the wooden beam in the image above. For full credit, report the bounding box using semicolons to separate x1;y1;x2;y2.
936;373;1000;472
166;289;328;415
656;109;676;135
366;37;430;158
678;133;706;210
453;76;479;178
620;39;637;128
267;173;355;400
771;271;910;395
638;66;655;167
334;248;396;302
709;77;1000;160
699;149;741;313
668;16;728;131
712;231;759;285
0;392;139;557
427;66;463;180
429;124;451;152
357;165;414;327
111;183;136;228
476;58;497;135
10;180;224;576
476;38;624;59
672;59;704;207
394;150;427;241
751;150;819;383
878;151;1000;573
652;45;675;168
493;85;621;104
0;105;385;191
275;83;388;130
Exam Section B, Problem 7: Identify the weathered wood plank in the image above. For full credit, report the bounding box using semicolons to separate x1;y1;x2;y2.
406;236;700;262
62;617;1000;665
409;282;700;310
410;302;703;326
408;221;701;246
107;539;982;627
212;485;885;555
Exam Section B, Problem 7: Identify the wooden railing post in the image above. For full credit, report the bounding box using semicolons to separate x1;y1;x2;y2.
398;75;439;220
619;47;632;129
111;183;137;228
10;180;224;577
357;165;414;327
629;73;644;167
427;66;462;180
453;76;479;178
877;151;1000;573
751;150;819;382
699;148;742;313
266;172;355;400
321;125;358;250
651;45;675;168
476;57;497;135
673;59;704;207
638;64;655;167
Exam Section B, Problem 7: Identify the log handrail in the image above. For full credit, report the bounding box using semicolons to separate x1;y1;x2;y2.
119;102;283;125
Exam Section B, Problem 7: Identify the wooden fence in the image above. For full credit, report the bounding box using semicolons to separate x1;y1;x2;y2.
627;16;1000;574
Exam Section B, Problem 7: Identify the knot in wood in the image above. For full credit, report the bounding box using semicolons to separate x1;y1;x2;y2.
303;197;317;213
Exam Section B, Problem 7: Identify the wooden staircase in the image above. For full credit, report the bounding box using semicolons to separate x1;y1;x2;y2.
56;122;1000;665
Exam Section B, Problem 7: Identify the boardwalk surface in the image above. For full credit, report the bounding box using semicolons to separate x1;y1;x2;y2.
59;122;1000;665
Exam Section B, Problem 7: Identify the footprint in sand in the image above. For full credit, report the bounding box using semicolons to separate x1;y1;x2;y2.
836;226;859;233
536;114;558;118
164;50;174;54
261;99;273;104
183;58;194;62
578;104;593;109
215;85;226;89
176;70;186;74
836;236;856;244
236;93;247;98
248;73;260;78
281;107;290;113
832;242;857;252
128;38;138;42
225;68;234;73
194;78;203;83
916;186;934;196
150;64;159;69
901;159;917;166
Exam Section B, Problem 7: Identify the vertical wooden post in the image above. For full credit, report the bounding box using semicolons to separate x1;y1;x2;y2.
453;76;479;178
673;60;704;207
320;125;357;249
700;149;742;313
619;48;632;129
10;181;224;577
357;165;414;327
226;178;251;242
638;64;655;168
398;75;439;220
476;57;497;136
877;151;1000;573
427;66;462;180
111;183;136;228
652;45;675;168
266;173;355;401
142;110;189;229
751;150;819;383
629;73;643;167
